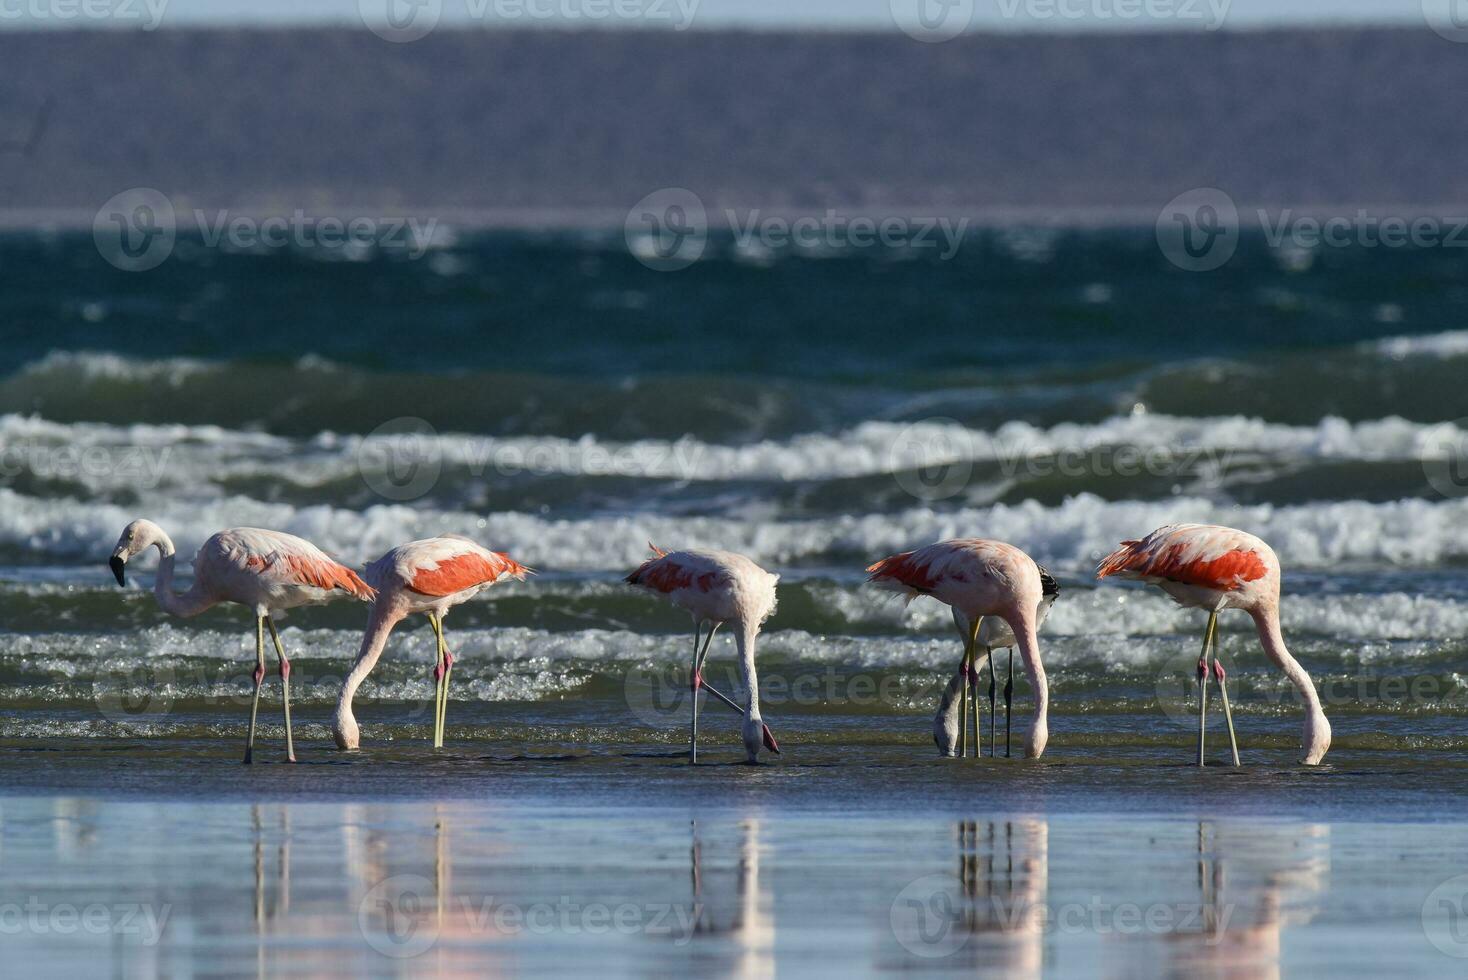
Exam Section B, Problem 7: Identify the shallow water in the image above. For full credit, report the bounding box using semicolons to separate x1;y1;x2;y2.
2;774;1467;978
5;227;1468;974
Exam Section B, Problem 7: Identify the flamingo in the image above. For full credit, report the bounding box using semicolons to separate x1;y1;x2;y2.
625;545;781;764
108;520;375;763
332;535;531;751
935;566;1059;758
1097;523;1330;766
867;539;1051;759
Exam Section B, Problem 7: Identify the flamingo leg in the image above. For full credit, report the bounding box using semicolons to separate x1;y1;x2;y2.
1196;610;1217;767
958;647;970;759
427;613;446;749
689;621;720;765
265;617;296;763
962;616;984;759
1004;648;1014;759
968;646;987;758
1210;619;1240;766
689;620;702;765
244;615;266;764
987;653;997;758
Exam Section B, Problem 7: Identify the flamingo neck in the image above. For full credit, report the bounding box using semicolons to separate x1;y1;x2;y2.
1251;605;1331;764
333;604;402;750
734;619;762;718
1008;612;1049;759
150;533;214;619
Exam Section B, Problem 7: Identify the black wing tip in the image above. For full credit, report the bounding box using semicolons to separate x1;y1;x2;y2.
1036;563;1060;597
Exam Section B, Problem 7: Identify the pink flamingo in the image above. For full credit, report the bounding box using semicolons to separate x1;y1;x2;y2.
1097;523;1330;766
333;535;531;751
625;545;781;764
109;520;375;763
867;539;1051;759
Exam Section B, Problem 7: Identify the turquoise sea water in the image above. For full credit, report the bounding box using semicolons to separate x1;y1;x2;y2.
3;226;1468;974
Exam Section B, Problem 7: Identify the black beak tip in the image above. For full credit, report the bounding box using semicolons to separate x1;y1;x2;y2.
109;556;126;587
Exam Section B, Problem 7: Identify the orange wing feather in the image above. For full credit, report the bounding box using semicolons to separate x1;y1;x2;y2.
865;550;938;592
252;553;375;601
625;553;717;594
1097;537;1267;591
408;550;530;597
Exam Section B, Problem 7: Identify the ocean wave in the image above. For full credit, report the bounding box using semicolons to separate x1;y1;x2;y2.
11;486;1468;575
0;410;1458;499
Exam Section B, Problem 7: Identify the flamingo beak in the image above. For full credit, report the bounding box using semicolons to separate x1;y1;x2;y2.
762;724;780;755
109;555;127;587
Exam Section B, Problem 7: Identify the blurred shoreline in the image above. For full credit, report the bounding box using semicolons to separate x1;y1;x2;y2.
1;25;1464;215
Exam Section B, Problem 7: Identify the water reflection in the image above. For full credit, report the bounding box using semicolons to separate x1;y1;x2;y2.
690;818;775;977
0;796;1435;978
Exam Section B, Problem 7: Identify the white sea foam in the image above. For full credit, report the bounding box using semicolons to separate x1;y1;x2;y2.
12;486;1468;576
0;410;1458;495
1368;330;1468;359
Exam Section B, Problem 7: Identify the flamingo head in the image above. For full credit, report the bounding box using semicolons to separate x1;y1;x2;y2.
742;714;780;762
110;518;167;585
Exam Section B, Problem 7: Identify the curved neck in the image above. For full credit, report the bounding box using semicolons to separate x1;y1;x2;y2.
335;605;403;731
150;536;214;618
1008;612;1049;758
734;619;761;718
1251;605;1330;762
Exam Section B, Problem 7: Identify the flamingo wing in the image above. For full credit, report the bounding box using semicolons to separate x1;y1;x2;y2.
220;528;376;601
407;546;530;597
1097;524;1269;592
625;549;720;595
